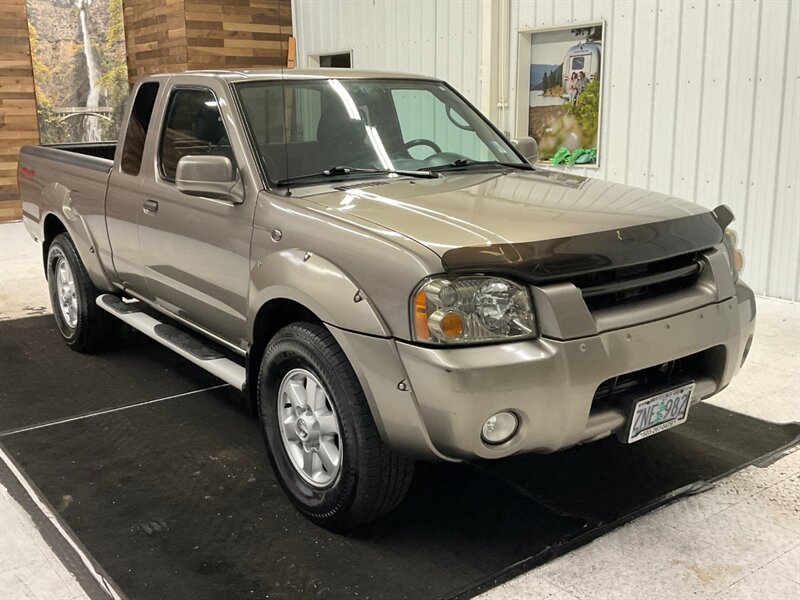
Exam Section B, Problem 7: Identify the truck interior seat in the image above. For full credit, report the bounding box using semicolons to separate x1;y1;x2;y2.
316;98;371;165
159;106;237;180
194;106;228;146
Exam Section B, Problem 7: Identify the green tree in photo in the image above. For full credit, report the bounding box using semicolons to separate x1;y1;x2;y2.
567;79;600;147
28;22;70;143
97;0;130;139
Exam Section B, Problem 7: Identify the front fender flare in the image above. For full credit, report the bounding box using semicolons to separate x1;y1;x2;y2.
248;249;390;339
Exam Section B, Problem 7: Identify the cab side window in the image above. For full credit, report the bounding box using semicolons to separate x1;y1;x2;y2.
159;88;235;181
121;82;159;176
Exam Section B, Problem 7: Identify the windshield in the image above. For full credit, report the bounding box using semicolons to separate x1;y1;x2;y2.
234;78;525;185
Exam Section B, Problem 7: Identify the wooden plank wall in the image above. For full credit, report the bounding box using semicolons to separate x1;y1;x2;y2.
123;0;190;86
0;0;39;211
124;0;292;82
185;0;292;69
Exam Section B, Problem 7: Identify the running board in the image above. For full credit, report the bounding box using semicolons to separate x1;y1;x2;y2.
96;294;246;390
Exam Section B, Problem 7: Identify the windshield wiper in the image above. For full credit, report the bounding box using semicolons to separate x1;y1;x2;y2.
277;165;439;185
426;159;534;172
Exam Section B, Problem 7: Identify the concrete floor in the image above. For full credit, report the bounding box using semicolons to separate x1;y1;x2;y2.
0;221;798;599
0;485;88;600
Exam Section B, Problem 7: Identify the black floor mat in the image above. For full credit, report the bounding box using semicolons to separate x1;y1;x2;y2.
0;316;221;433
2;316;798;599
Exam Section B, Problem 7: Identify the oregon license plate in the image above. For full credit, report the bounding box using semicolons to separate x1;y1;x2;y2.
626;383;695;443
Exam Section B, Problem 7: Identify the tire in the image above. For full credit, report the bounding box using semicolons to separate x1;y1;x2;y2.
258;322;414;530
46;233;118;353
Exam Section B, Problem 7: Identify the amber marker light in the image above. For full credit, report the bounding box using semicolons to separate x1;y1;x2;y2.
414;289;430;341
428;310;464;340
439;312;464;338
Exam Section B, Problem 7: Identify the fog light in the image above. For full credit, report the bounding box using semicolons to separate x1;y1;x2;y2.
734;249;745;274
481;411;519;445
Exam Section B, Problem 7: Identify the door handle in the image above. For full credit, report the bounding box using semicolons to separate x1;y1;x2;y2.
142;199;159;215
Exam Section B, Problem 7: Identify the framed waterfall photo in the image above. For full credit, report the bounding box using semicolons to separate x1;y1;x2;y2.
514;21;605;167
25;0;129;144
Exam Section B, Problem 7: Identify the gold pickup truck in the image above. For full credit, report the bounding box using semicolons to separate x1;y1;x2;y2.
18;69;754;529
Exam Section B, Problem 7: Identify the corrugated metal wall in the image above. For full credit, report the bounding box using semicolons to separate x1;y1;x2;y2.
510;0;799;300
292;0;483;100
293;0;799;300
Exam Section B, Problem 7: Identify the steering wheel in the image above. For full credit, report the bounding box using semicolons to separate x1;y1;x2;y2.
402;138;442;156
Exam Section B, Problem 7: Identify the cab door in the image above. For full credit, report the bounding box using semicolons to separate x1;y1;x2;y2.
137;84;257;348
106;81;160;294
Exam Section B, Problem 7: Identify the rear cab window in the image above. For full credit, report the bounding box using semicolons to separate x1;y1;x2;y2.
121;82;159;176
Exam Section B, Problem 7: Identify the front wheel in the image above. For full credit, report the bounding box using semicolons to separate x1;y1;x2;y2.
46;233;118;353
258;322;414;530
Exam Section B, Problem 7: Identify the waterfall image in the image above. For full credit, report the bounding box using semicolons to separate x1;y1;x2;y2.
26;0;129;144
77;0;105;142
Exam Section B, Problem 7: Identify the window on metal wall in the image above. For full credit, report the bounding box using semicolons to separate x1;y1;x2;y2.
317;52;351;68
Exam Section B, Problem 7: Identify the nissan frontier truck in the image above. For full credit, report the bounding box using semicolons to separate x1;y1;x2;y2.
18;69;754;529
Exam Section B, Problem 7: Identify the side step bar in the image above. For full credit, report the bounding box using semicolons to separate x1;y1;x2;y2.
96;294;246;390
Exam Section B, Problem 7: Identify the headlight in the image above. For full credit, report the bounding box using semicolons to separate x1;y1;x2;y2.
412;276;537;344
723;227;745;278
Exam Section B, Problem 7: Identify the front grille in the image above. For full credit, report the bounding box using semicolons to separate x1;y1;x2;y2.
590;346;725;413
570;252;704;311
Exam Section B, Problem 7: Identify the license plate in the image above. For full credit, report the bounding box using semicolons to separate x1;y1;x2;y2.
626;383;695;443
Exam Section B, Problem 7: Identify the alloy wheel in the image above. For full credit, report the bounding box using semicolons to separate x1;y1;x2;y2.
277;368;342;488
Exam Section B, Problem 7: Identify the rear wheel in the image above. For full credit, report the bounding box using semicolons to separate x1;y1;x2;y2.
258;322;414;530
46;233;118;353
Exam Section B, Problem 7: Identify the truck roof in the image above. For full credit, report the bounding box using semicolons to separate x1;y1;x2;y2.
141;68;441;84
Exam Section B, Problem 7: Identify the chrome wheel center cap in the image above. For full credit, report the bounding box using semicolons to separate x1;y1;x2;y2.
296;418;310;440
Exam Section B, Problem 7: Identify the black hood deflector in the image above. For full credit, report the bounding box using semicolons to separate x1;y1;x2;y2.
441;212;725;283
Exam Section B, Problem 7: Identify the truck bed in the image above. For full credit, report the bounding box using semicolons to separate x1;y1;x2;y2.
21;142;117;173
18;142;119;291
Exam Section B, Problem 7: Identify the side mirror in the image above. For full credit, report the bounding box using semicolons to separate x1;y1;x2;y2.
511;136;539;164
713;204;735;229
176;155;242;202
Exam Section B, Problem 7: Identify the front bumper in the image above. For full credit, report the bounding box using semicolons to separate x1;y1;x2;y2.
330;282;756;462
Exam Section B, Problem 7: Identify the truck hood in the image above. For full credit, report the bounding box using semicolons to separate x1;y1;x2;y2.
300;169;724;278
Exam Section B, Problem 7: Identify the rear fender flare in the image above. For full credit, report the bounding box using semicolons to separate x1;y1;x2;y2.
40;183;113;290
